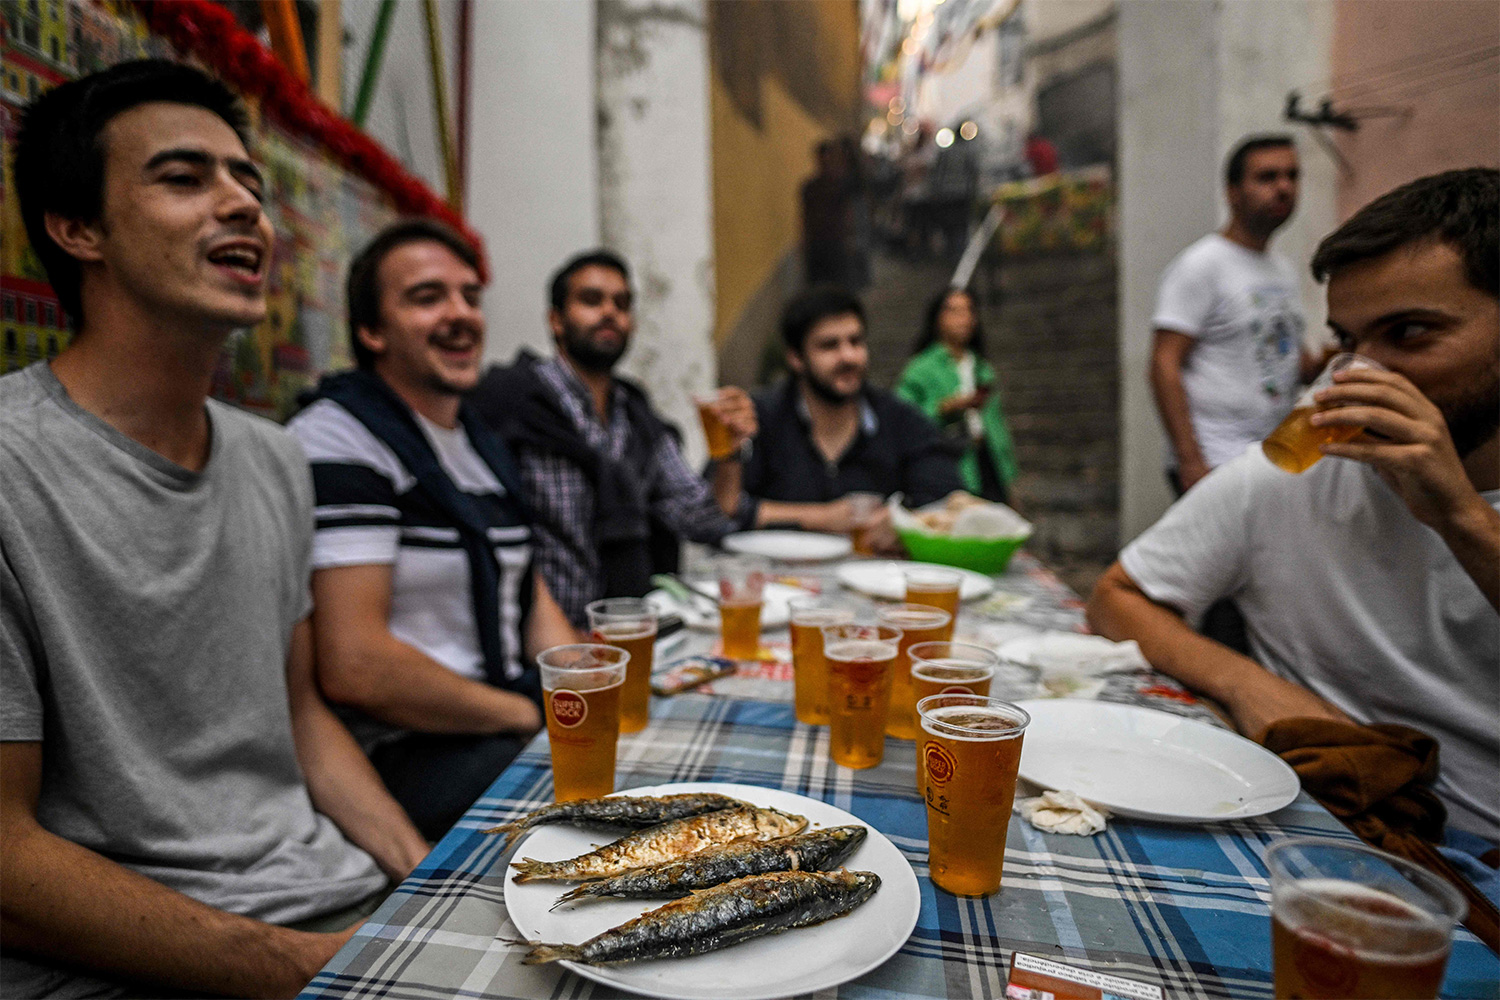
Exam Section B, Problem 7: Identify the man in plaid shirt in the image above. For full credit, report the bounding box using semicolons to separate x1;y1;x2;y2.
473;251;758;625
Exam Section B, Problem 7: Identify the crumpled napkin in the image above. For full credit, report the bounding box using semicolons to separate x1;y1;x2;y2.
1015;790;1110;836
999;632;1149;698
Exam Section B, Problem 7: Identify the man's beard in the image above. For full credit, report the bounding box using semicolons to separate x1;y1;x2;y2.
561;319;628;373
1443;366;1500;458
802;365;863;405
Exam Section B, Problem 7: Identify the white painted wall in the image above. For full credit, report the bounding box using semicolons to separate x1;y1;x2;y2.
344;0;600;364
1116;0;1335;544
466;0;600;363
597;0;717;466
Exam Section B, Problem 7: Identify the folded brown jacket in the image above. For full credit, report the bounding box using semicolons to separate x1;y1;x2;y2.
1262;717;1497;955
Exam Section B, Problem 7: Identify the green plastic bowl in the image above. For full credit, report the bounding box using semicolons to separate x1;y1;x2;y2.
896;529;1028;575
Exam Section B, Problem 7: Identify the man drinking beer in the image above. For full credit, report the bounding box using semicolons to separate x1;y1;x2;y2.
1088;169;1500;850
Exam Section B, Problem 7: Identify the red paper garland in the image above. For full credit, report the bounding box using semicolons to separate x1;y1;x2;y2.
129;0;486;276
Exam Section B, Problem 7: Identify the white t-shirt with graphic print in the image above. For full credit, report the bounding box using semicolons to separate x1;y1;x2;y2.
1153;233;1305;469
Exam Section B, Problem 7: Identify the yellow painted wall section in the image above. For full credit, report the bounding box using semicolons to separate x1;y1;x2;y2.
708;0;861;350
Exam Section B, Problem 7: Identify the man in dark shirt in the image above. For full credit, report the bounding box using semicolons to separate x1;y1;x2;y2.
728;285;964;549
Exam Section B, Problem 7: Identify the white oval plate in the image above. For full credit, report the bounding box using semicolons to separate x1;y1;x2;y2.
1015;700;1301;822
834;559;995;602
503;782;919;1000
722;530;853;563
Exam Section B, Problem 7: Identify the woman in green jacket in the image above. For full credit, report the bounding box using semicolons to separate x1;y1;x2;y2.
895;287;1018;502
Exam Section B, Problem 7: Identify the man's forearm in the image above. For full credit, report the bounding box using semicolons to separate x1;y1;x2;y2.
323;634;540;735
1150;356;1206;470
1087;563;1349;739
709;458;744;520
756;499;843;533
2;790;339;997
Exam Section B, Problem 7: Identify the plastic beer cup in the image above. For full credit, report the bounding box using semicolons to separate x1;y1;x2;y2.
902;565;963;628
845;492;883;556
918;694;1030;896
716;555;768;660
788;597;856;725
585;598;657;734
1266;837;1464;999
1263;354;1388;474
821;623;900;769
909;642;998;701
694;391;738;461
875;604;952;740
537;644;628;802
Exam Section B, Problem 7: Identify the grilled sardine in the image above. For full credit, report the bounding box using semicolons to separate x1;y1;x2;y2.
552;825;868;907
517;869;882;965
484;792;749;850
510;806;807;883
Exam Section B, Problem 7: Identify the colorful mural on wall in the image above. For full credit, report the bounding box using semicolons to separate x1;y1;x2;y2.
0;0;472;420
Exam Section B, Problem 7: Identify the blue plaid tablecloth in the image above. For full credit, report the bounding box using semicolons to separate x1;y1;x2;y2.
301;695;1497;1000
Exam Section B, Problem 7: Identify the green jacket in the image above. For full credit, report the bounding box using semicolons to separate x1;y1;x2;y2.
895;343;1018;493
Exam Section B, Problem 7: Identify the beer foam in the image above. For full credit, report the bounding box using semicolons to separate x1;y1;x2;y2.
1275;879;1452;960
791;608;855;627
594;624;654;641
824;640;897;662
919;704;1025;740
912;660;989;681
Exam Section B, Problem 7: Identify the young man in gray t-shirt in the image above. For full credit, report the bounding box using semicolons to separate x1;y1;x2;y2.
1;60;428;998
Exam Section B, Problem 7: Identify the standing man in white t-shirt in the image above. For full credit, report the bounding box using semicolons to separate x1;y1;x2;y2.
1151;135;1327;494
1089;169;1499;844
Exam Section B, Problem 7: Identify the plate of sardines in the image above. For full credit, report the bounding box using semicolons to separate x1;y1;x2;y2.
492;781;920;1000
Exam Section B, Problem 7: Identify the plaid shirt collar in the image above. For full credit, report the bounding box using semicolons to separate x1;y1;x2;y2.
537;355;629;459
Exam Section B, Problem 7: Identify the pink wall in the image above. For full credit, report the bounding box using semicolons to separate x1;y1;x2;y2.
1332;0;1499;219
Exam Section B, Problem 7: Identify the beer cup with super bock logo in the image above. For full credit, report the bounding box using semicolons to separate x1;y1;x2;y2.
1266;837;1464;1000
537;644;628;802
918;694;1030;897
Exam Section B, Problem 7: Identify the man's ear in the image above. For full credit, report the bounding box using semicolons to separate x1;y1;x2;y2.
355;324;386;361
547;308;564;340
43;213;106;264
784;348;805;376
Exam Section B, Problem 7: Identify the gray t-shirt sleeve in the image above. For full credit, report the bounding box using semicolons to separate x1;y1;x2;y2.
1119;451;1257;625
0;538;43;741
269;423;317;623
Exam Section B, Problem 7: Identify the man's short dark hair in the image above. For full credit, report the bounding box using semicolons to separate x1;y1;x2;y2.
549;250;631;312
14;59;250;331
1311;168;1498;297
345;218;482;370
1225;134;1295;187
781;284;866;353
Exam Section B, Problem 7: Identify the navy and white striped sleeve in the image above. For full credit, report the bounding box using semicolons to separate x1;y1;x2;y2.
286;400;404;570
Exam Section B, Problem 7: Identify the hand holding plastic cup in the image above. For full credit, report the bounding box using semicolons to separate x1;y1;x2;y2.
716;555;768;660
585;598;657;734
694;390;738;461
1263;353;1389;474
1266;836;1464;999
536;644;629;802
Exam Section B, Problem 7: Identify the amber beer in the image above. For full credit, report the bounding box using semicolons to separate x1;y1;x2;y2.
537;644;628;802
1262;406;1364;474
788;598;855;725
876;604;952;740
822;624;900;769
694;392;737;460
586;598;658;734
1266;838;1463;1000
903;566;962;626
909;642;997;702
716;555;768;661
1263;353;1387;474
918;694;1030;897
845;492;882;556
